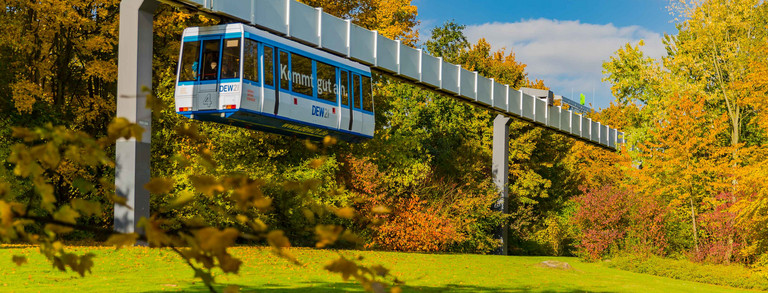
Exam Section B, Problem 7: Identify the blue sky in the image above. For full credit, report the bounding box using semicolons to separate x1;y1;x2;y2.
413;0;677;110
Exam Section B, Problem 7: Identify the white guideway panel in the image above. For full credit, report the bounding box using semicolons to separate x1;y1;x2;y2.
162;0;625;149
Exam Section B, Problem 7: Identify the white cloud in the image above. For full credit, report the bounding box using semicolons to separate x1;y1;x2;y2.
464;19;666;109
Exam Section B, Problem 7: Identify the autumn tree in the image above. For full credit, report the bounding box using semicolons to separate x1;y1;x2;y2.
600;0;768;263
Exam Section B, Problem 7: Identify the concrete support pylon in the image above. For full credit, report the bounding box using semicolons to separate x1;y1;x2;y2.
115;0;157;234
492;115;512;255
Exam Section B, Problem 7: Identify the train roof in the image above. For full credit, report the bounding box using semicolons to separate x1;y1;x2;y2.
182;23;370;74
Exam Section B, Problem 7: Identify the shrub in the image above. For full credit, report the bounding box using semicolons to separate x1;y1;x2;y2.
573;185;667;260
607;253;768;290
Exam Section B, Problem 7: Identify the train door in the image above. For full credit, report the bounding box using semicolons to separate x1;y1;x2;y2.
196;38;222;111
261;45;276;114
241;38;261;112
218;37;242;111
339;70;350;130
351;74;364;134
276;49;291;117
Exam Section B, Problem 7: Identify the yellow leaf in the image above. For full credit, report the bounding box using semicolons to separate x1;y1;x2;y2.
267;230;291;248
218;254;242;274
48;205;80;234
53;205;79;224
144;178;175;194
252;197;272;210
0;201;13;227
308;158;325;169
37;182;56;212
11;127;38;142
0;181;9;198
304;139;318;151
335;207;355;219
372;205;391;214
175;123;204;141
189;175;224;197
196;227;239;254
322;135;337;146
223;285;240;293
267;230;299;264
324;256;358;281
315;225;343;248
247;219;268;232
371;264;389;277
105;233;139;249
11;255;26;266
108;117;144;142
391;286;403;293
168;190;195;209
71;199;101;217
74;253;95;277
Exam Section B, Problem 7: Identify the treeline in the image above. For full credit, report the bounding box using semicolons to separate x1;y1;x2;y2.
3;0;766;272
588;0;768;266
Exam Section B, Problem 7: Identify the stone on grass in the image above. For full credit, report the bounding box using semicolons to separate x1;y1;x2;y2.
538;260;572;270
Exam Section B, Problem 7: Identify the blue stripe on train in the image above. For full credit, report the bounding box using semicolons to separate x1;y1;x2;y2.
177;108;373;140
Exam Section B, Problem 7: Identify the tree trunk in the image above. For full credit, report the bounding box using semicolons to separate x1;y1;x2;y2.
725;105;740;263
690;196;700;253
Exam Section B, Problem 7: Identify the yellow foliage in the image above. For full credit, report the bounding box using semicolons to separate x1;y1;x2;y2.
143;177;176;194
105;233;139;249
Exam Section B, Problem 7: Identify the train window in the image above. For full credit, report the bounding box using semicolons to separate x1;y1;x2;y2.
316;61;336;102
279;50;290;90
201;39;221;81
220;38;240;79
243;39;258;82
291;53;313;97
362;76;373;112
179;41;200;82
340;71;349;106
353;74;361;109
263;46;274;87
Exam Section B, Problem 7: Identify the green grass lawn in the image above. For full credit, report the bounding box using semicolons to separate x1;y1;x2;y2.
0;245;759;293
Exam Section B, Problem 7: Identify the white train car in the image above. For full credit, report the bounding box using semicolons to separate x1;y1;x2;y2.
174;23;375;141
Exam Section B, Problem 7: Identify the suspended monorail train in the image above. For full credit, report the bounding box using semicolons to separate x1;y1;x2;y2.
174;23;374;141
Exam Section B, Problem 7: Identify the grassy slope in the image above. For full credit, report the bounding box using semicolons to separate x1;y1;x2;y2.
0;245;758;293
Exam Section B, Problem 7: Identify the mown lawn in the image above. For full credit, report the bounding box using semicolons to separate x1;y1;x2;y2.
0;245;758;292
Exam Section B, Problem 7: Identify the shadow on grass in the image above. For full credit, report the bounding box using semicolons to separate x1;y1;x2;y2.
140;281;619;293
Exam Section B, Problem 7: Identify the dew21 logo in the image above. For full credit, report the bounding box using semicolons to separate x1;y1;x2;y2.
311;105;330;118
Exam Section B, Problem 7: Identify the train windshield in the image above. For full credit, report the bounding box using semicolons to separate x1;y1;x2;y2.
179;41;200;82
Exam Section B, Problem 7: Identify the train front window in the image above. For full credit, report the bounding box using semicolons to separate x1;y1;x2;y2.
201;39;221;81
340;71;349;106
291;53;313;97
264;46;274;87
221;38;240;79
362;76;373;112
243;39;258;82
316;61;336;102
179;41;200;82
279;50;290;90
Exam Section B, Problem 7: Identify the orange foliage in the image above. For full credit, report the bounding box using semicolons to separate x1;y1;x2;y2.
371;196;464;252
